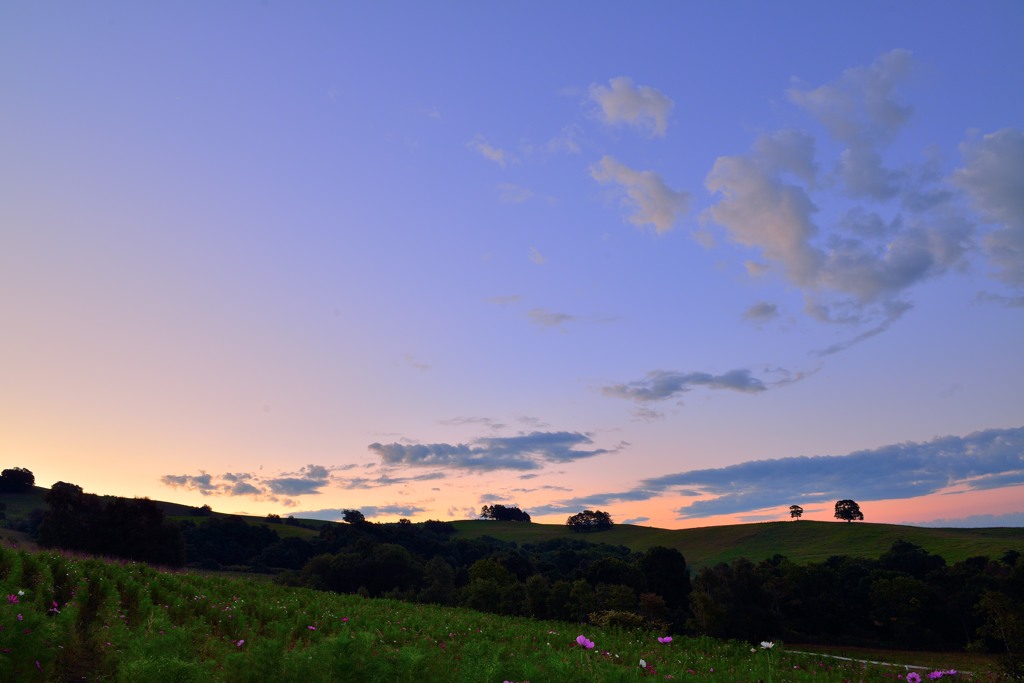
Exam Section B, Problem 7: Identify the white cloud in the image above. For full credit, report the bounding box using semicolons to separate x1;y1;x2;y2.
705;137;822;286
591;156;689;234
528;246;546;265
590;76;674;137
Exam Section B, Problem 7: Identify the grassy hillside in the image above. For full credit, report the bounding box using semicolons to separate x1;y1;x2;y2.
0;547;995;681
5;487;1022;570
450;519;1024;569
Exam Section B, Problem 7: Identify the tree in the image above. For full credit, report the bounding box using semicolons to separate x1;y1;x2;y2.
789;505;804;520
480;504;531;522
0;467;35;493
566;509;613;532
834;499;864;522
342;509;367;525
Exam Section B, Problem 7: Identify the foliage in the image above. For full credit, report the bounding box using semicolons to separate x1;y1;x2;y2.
342;509;366;525
0;468;35;494
480;504;532;522
789;505;803;520
834;499;864;523
37;482;184;566
566;509;613;532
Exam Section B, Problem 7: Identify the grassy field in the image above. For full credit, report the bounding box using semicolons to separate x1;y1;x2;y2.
449;519;1024;570
0;546;1002;682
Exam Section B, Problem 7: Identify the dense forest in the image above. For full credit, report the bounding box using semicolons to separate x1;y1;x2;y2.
4;474;1023;667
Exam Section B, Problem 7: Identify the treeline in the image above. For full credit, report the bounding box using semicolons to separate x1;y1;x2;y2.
274;520;692;634
689;542;1024;658
37;482;185;567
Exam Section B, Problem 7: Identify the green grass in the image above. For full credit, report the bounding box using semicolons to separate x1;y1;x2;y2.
451;519;1024;570
0;546;1002;682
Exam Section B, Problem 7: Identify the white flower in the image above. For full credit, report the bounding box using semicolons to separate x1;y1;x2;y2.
640;659;647;668
17;590;24;596
760;641;774;649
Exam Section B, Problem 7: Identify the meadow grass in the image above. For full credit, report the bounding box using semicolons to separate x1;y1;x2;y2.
449;520;1024;570
0;546;1005;682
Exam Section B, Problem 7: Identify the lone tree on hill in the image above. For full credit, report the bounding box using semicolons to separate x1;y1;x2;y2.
834;499;864;522
789;504;804;520
479;504;531;522
566;509;613;532
342;509;367;525
0;467;35;493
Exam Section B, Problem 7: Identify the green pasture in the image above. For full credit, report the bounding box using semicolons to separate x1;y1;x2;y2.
0;547;999;682
449;519;1024;570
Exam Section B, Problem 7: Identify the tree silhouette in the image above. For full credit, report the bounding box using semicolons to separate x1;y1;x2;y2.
0;467;35;493
834;499;864;522
789;505;804;520
566;509;613;532
480;504;531;522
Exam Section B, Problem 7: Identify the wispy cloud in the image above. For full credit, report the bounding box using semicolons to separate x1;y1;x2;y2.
295;504;427;521
602;368;767;403
649;426;1024;519
368;431;619;471
590;76;674;137
742;301;780;324
591;156;689;234
160;464;334;501
915;511;1024;528
468;134;512;166
527;308;578;328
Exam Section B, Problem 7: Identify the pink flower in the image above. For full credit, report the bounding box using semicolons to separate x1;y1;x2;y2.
308;625;317;631
341;617;349;622
658;636;673;643
907;673;922;683
6;595;18;605
16;614;22;622
575;634;595;649
236;639;245;647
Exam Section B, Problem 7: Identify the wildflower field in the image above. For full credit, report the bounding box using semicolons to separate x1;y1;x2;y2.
0;547;1002;682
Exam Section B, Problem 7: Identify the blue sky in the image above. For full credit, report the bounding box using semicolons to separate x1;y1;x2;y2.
2;2;1023;528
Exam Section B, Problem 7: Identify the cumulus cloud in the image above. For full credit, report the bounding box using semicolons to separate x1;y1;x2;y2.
788;48;913;145
527;426;1024;520
591;156;689;234
590;76;673;137
705;129;969;326
367;431;618;471
699;51;986;344
602;368;767;403
953;128;1024;285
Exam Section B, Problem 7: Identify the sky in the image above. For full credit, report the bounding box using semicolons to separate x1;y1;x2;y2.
2;2;1023;530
